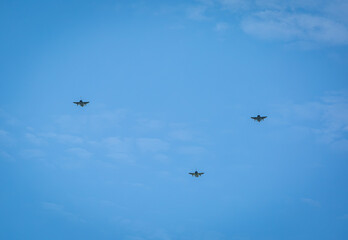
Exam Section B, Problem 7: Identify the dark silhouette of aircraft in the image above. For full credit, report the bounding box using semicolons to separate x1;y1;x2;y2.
251;115;267;122
189;171;204;177
73;100;89;107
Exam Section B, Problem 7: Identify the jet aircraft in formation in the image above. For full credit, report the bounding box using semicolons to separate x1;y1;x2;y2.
251;115;267;122
72;99;268;178
189;171;204;177
73;100;89;107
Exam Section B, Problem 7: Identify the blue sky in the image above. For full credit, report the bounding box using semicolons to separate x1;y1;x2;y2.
1;0;348;239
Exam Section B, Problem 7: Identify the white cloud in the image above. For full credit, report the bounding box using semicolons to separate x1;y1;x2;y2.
42;202;65;211
301;198;321;207
153;153;170;163
25;133;45;145
103;137;133;154
1;107;207;168
218;0;250;10
215;22;229;32
0;109;21;126
326;1;348;24
106;152;134;164
104;137;132;150
149;229;172;240
189;0;348;46
0;129;14;145
125;236;146;240
43;133;84;144
178;146;206;155
0;129;8;137
54;110;126;132
20;149;45;159
102;137;134;163
136;119;165;132
278;92;348;151
0;150;13;161
136;138;169;152
169;129;193;141
197;0;215;5
66;147;92;158
241;11;348;45
42;202;84;222
331;139;348;151
187;6;209;20
254;0;328;10
340;214;348;219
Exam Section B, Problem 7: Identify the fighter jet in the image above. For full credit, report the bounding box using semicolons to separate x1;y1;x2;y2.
189;171;204;177
73;100;89;107
251;115;267;122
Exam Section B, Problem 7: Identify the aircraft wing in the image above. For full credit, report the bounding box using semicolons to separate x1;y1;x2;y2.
198;173;204;176
83;102;89;104
261;116;267;119
189;173;194;176
251;117;257;120
73;102;79;104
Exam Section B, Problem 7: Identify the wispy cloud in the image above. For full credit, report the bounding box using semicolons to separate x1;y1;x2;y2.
178;146;206;155
42;133;84;145
0;129;8;137
25;133;45;145
188;0;348;46
0;109;21;126
20;149;45;159
241;11;348;45
42;202;84;222
54;109;126;132
66;147;92;158
187;5;209;20
0;129;15;145
136;138;169;152
153;153;170;163
339;214;348;219
149;229;172;240
125;236;146;240
0;129;10;142
218;0;250;10
42;202;67;212
124;226;172;240
169;129;193;141
136;119;165;131
301;198;321;207
103;137;135;163
278;91;348;151
215;22;229;32
0;150;14;161
2;108;207;168
103;137;133;151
